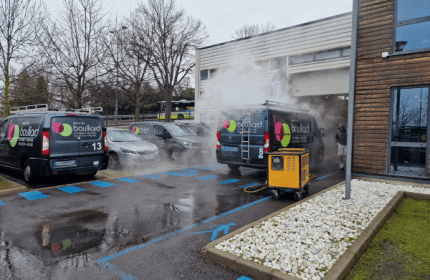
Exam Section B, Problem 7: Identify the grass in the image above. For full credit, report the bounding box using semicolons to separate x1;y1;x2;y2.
345;197;430;280
0;177;20;190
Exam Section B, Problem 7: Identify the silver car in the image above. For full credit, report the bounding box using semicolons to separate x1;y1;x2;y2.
106;127;159;169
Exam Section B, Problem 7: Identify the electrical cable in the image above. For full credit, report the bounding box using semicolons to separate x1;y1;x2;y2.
243;183;267;194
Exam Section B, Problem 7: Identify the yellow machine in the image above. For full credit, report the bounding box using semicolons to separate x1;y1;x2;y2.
267;148;310;200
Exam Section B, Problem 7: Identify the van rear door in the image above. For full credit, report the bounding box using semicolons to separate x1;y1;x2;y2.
73;116;104;167
50;116;80;168
219;110;266;164
50;116;104;169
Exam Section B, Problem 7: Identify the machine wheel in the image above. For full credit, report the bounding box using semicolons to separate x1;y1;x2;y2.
271;189;281;199
23;160;36;184
304;185;309;195
170;149;181;161
178;114;184;120
227;164;240;171
108;153;120;170
294;191;302;201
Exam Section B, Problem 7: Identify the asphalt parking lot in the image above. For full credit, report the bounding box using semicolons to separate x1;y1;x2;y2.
0;159;344;280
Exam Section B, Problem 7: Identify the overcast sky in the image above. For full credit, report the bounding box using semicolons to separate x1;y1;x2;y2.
45;0;353;47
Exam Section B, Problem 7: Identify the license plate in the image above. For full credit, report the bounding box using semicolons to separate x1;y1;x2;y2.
54;160;76;167
222;146;238;152
145;155;155;159
93;161;99;166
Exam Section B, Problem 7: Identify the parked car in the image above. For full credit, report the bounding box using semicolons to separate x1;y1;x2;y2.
129;121;210;161
106;127;159;169
0;104;109;184
217;103;325;170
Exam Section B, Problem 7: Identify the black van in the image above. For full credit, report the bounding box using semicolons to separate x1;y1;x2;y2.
0;105;109;183
216;104;325;170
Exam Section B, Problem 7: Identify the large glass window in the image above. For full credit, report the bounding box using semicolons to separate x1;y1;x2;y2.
390;86;429;176
395;0;430;53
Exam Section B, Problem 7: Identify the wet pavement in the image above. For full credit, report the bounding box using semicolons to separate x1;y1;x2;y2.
0;159;344;280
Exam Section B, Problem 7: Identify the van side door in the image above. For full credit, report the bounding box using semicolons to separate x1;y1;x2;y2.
153;125;168;150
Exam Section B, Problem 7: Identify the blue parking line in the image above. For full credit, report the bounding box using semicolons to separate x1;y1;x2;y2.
141;174;162;179
316;171;340;181
57;186;85;194
196;175;218;181
237;277;253;280
117;178;140;183
0;201;6;206
95;196;271;280
18;191;50;201
218;179;240;184
164;171;196;177
90;181;116;188
179;169;199;173
194;167;212;170
238;182;261;189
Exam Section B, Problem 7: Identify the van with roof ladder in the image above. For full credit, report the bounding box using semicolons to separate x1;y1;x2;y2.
216;101;325;170
0;104;109;184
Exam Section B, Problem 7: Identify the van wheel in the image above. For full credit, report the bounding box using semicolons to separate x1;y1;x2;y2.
227;164;240;171
108;153;120;170
23;160;36;184
170;149;181;161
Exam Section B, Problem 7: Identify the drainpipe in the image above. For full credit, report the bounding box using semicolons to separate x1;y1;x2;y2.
345;0;359;200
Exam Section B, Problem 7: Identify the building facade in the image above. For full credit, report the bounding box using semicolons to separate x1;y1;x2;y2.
195;13;353;123
352;0;430;179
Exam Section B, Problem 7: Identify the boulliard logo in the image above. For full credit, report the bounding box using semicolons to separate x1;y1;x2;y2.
133;126;139;134
223;120;236;132
274;116;291;147
8;124;19;147
52;120;73;137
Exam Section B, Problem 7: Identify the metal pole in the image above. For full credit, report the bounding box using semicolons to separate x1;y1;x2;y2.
115;36;119;125
345;0;359;200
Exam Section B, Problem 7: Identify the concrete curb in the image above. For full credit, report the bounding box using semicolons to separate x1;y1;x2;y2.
0;175;27;197
323;191;430;280
201;181;346;280
352;175;430;189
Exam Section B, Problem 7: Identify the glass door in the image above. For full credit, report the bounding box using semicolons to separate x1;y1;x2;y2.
390;86;429;177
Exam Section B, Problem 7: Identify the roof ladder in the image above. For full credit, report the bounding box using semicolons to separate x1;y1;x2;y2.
241;113;251;160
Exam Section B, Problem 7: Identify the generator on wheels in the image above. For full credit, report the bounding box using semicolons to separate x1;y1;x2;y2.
267;148;310;200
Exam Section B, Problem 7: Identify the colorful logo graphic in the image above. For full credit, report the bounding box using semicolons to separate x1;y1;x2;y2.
133;126;139;134
223;120;236;132
51;238;72;253
52;120;73;137
8;124;19;147
274;116;291;147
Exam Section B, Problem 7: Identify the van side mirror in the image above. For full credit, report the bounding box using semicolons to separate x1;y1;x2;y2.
320;128;325;137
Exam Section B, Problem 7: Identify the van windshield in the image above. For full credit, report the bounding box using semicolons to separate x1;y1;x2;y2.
165;124;195;137
108;130;141;142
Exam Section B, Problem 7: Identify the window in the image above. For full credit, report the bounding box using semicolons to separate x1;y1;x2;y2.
390;86;429;176
253;59;269;70
290;54;314;65
200;70;208;80
270;56;287;70
0;119;10;139
315;50;341;61
394;0;430;53
209;69;217;77
154;125;167;137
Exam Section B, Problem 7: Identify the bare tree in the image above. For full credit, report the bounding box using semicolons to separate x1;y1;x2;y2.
106;19;152;121
132;0;207;122
232;21;276;39
0;0;47;116
39;0;110;109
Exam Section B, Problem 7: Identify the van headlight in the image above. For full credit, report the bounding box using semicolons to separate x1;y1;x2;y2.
183;141;192;148
120;148;137;154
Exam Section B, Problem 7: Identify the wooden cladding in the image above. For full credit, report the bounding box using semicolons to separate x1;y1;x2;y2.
353;0;430;177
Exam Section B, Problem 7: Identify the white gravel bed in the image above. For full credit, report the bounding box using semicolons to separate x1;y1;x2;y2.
215;179;430;280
